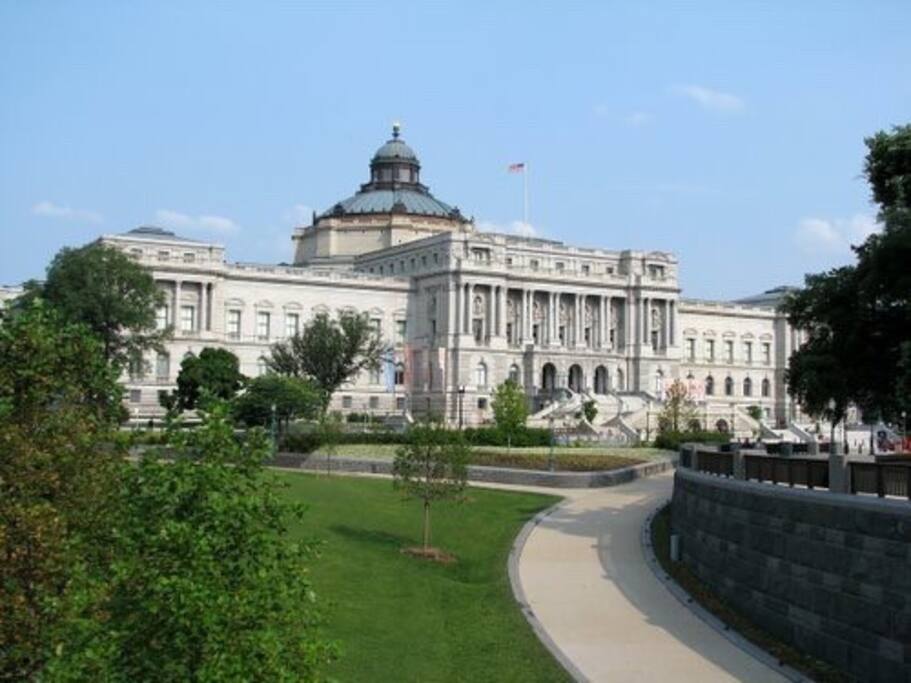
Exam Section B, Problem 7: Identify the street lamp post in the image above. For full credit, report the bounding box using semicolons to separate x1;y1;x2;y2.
458;385;466;430
828;398;837;455
548;415;556;472
903;410;908;453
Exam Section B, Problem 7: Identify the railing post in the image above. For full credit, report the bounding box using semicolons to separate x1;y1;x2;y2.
828;451;848;494
876;465;885;498
732;450;745;480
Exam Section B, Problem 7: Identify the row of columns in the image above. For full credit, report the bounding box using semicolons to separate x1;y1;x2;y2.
639;296;677;350
170;280;212;334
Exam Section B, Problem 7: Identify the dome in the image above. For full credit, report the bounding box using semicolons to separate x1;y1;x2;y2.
371;122;417;162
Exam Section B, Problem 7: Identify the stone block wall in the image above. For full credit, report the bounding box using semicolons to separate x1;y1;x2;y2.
671;468;911;682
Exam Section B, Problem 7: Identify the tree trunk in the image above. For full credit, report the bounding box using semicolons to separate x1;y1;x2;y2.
422;500;431;550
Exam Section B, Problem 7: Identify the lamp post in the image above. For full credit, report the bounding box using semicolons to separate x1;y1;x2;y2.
828;398;837;455
458;385;466;430
903;410;908;453
270;403;277;455
548;414;556;472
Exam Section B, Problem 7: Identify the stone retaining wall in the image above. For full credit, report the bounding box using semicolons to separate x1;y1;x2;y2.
671;468;911;682
272;452;676;488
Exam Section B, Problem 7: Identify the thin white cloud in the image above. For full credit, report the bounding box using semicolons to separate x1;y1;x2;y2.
670;84;745;112
625;111;655;127
32;200;103;223
794;214;880;255
155;209;239;234
477;220;538;238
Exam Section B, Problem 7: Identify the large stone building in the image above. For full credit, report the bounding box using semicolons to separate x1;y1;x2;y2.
101;125;803;437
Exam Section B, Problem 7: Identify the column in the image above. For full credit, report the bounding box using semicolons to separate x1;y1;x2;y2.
450;282;459;337
485;286;493;343
624;297;632;349
550;292;557;345
605;295;612;350
173;280;182;328
524;290;532;341
200;282;208;332
465;283;474;335
642;296;649;347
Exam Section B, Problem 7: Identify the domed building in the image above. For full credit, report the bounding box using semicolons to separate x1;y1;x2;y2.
293;124;472;267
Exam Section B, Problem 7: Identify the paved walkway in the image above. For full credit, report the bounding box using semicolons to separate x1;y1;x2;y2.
514;471;789;682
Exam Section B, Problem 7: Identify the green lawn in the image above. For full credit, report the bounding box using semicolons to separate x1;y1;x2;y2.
281;472;570;682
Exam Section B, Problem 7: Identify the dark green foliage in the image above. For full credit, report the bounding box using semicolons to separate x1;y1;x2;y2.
24;243;169;368
491;380;529;450
172;347;245;411
267;312;386;412
784;124;911;422
582;399;598;424
46;405;337;681
232;374;321;433
746;405;763;422
392;423;469;550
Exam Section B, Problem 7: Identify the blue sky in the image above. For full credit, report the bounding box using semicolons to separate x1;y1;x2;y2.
1;1;908;298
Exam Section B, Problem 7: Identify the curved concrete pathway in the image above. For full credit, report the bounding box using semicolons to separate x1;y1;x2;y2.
514;471;789;682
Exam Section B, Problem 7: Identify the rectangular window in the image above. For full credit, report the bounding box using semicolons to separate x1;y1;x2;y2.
706;339;715;362
130;248;143;260
227;310;241;340
155;305;169;330
342;395;352;409
744;341;753;364
183;252;195;263
686;338;696;361
369;396;379;409
369;367;381;384
395;320;407;345
157;250;170;262
129;389;142;403
763;343;771;365
180;305;195;333
256;311;271;341
581;264;590;275
530;259;539;271
396;397;405;410
370;318;382;337
129;358;146;380
555;261;565;271
285;312;300;338
724;340;734;363
156;353;170;380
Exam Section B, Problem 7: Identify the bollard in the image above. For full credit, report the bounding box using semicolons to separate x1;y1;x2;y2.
670;534;680;562
828;451;848;493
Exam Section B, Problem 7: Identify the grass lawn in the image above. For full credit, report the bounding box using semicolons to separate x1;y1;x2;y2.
282;472;571;682
314;443;671;470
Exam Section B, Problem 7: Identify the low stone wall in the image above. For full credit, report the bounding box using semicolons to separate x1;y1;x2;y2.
671;467;911;682
272;452;676;488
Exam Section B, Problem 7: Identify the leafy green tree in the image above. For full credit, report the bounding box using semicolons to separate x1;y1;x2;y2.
491;379;529;453
746;405;763;422
232;374;321;434
582;399;598;425
0;303;124;680
657;379;698;434
784;124;911;423
267;312;386;412
46;404;337;680
172;347;245;411
392;423;469;552
23;243;169;368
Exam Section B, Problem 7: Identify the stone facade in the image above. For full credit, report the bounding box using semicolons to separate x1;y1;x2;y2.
672;468;911;682
88;126;802;429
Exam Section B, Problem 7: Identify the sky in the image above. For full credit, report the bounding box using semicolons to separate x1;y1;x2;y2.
1;1;909;299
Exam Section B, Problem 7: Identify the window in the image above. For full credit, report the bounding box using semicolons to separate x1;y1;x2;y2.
183;252;196;263
157;250;170;262
605;266;615;275
227;310;241;340
395;320;407;345
724;376;734;396
648;264;666;278
477;398;488;410
369;366;382;385
762;343;771;365
370;318;382;337
369;396;380;409
180;305;195;332
475;362;488;388
130;248;143;259
744;341;753;364
129;389;142;403
156;305;170;330
743;377;753;397
129;358;146;380
256;311;271;341
421;255;427;267
705;339;715;362
285;312;300;338
396;397;405;410
533;323;541;345
529;259;539;271
410;258;416;269
394;363;405;386
156;353;170;381
342;395;352;409
686;338;696;361
705;376;715;396
256;357;268;377
506;256;513;266
762;378;771;397
433;252;439;264
509;364;521;383
724;340;734;363
555;261;565;271
581;264;590;275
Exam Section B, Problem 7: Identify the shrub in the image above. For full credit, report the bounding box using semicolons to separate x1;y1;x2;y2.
654;429;730;451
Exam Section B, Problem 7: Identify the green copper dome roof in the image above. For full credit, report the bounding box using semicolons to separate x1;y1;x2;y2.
319;124;467;222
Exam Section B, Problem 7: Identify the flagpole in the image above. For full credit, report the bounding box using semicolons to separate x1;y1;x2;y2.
523;162;529;227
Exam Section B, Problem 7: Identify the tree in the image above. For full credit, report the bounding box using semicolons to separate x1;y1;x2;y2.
232;374;321;435
746;405;763;422
172;347;245;411
657;379;698;434
392;423;469;553
45;404;337;680
0;303;124;680
26;243;169;368
267;312;386;412
783;124;911;423
582;399;598;425
491;379;528;453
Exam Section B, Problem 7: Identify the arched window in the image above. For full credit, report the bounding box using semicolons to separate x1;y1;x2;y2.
705;375;715;396
475;362;488;388
724;376;734;396
394;363;405;386
509;364;521;383
761;378;771;397
743;377;752;397
616;368;625;391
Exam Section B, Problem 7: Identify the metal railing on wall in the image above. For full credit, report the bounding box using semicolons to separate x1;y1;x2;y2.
850;462;911;500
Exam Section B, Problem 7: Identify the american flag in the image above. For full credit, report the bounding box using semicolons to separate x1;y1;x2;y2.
507;162;526;173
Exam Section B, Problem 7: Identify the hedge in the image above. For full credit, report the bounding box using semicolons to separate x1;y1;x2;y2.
653;430;730;451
